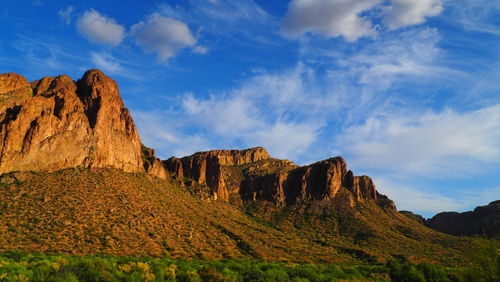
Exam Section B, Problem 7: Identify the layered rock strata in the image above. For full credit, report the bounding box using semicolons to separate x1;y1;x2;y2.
0;70;143;173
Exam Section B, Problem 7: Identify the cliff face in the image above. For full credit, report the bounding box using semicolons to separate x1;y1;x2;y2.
426;200;500;238
165;147;395;210
0;70;143;173
164;147;271;201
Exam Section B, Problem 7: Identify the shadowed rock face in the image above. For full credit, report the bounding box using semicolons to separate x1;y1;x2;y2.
426;200;500;238
0;70;143;173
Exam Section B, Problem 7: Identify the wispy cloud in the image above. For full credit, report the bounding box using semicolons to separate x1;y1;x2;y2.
382;0;443;30
192;45;209;54
58;6;74;25
337;104;500;176
132;110;212;158
89;51;129;76
452;0;500;36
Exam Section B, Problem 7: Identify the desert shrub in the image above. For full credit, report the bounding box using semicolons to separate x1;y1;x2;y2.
0;251;497;281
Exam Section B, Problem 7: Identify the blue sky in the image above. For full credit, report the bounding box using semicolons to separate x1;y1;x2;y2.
1;0;499;216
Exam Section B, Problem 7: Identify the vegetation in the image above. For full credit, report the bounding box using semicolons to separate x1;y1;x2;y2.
0;168;499;281
0;251;497;281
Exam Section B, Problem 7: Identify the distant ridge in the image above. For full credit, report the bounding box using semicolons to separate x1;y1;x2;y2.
426;200;500;238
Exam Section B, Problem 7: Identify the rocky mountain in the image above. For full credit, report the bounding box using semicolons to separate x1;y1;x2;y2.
0;70;497;267
0;69;396;210
163;147;396;210
426;201;500;238
0;70;143;174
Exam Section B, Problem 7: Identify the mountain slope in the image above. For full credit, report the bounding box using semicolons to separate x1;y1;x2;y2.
0;168;496;268
0;70;498;270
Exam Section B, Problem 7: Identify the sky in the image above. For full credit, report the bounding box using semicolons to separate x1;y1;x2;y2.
1;0;499;217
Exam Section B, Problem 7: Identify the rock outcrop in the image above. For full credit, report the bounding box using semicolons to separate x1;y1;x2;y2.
142;145;168;179
0;69;395;211
165;148;395;210
0;70;143;173
165;147;270;201
425;200;500;238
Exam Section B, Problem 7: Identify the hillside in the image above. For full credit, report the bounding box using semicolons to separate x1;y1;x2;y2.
0;168;497;269
0;69;498;274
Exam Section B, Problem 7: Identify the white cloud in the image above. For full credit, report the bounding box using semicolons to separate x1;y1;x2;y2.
132;65;324;159
337;104;500;176
76;9;125;46
382;0;443;30
131;13;196;61
282;0;445;41
182;94;262;137
58;6;74;25
282;0;381;41
192;45;209;54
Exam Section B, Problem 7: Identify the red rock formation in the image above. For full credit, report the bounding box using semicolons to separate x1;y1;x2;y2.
0;70;143;173
167;148;395;210
0;69;396;211
165;147;269;200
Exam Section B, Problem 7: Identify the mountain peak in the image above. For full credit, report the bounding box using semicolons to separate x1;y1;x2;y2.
0;70;143;173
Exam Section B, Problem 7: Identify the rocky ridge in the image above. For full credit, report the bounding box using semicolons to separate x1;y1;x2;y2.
0;70;394;210
163;147;395;210
425;200;500;238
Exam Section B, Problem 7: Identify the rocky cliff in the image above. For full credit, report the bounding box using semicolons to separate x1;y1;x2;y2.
0;70;143;173
165;147;395;210
0;69;394;210
426;200;500;238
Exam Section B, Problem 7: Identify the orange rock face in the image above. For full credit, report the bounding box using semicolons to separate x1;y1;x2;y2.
241;157;348;206
166;148;395;210
0;70;143;173
165;147;270;201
